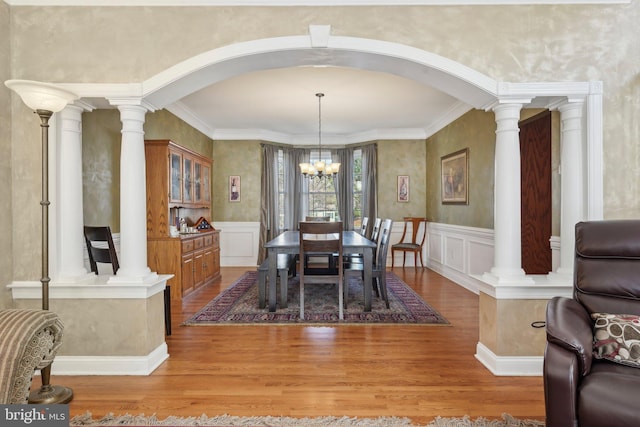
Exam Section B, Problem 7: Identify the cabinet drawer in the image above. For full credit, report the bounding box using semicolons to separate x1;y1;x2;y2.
204;234;213;247
212;232;220;248
194;236;204;250
181;239;194;253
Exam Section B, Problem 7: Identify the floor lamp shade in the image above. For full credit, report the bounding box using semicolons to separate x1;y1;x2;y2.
5;80;78;112
5;79;78;405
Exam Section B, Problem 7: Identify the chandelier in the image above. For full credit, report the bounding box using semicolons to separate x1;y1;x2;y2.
299;93;340;179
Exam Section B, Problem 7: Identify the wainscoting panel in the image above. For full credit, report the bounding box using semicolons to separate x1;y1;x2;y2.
426;222;494;294
214;222;260;267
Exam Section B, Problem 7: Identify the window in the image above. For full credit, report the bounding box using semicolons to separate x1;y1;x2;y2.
353;149;363;229
276;148;363;230
306;149;338;221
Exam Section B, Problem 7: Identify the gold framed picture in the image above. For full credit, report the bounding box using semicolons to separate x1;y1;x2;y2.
441;148;469;205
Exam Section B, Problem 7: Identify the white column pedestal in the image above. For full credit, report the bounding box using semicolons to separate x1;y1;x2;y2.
56;104;94;283
483;102;533;286
110;104;156;283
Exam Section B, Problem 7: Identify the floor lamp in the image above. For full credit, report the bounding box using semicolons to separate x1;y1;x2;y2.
5;79;78;404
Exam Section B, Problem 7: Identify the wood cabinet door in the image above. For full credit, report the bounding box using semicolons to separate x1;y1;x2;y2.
211;248;220;278
169;149;183;204
193;250;204;288
181;254;194;296
203;248;214;282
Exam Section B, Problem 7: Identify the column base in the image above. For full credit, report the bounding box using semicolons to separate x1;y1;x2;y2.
483;268;535;286
108;269;159;284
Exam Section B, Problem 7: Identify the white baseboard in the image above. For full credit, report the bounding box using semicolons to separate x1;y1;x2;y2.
474;342;542;376
48;343;169;376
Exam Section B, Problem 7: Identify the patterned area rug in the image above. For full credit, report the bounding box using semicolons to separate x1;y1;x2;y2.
70;413;545;426
183;271;449;325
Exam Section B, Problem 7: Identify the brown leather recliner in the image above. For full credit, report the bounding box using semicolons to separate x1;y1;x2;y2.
544;220;640;427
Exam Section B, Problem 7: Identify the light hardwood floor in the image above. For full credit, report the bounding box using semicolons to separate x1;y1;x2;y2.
60;267;545;425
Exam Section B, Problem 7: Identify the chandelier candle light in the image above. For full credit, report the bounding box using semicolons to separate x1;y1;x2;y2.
5;79;78;404
299;93;340;179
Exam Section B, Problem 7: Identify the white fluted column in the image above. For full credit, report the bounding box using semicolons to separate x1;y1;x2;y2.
109;104;155;282
555;100;586;277
56;104;94;282
484;102;533;285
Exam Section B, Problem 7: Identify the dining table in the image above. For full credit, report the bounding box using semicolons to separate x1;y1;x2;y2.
263;230;377;313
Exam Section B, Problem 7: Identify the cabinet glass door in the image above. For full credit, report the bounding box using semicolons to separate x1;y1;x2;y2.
169;150;182;203
183;156;193;203
194;162;202;203
202;164;210;203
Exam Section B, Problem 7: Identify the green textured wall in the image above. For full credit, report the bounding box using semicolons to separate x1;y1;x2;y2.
145;109;213;158
426;110;496;229
82;110;122;232
377;140;427;222
211;140;262;222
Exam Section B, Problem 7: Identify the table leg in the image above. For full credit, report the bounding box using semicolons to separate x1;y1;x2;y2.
268;249;278;312
363;247;373;311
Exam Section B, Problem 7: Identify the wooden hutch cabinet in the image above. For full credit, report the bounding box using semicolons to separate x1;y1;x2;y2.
145;139;220;301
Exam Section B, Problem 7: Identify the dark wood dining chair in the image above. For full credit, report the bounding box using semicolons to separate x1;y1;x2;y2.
345;219;393;308
369;217;383;246
303;216;332;272
347;217;381;266
83;225;119;275
299;221;344;320
359;216;369;237
391;217;428;269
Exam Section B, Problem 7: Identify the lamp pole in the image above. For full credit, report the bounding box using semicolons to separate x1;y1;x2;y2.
5;80;78;404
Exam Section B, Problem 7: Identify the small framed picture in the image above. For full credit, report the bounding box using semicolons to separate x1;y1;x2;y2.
441;148;469;204
229;175;240;202
397;175;409;202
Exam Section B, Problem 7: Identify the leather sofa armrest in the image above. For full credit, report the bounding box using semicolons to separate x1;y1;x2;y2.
546;296;594;376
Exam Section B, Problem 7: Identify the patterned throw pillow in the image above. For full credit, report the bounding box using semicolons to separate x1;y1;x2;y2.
592;312;640;368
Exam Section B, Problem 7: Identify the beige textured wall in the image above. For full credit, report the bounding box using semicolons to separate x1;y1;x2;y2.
0;1;12;308
14;293;166;356
5;4;640;284
211;140;261;222
377;140;427;222
479;293;548;357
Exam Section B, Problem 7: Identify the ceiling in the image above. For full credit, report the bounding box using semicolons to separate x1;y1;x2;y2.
171;65;471;146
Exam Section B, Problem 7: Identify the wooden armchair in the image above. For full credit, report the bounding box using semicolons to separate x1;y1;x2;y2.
391;217;428;269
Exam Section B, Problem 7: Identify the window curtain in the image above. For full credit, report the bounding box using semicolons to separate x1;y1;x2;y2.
283;147;306;231
258;144;279;264
335;148;354;230
361;143;378;232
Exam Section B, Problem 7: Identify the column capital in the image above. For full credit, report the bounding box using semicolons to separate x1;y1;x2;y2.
548;97;586;112
108;97;156;113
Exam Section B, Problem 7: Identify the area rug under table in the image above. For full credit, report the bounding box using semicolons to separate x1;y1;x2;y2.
183;271;449;325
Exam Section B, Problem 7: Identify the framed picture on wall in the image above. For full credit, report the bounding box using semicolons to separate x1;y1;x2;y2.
441;148;469;204
229;175;240;202
397;175;409;202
